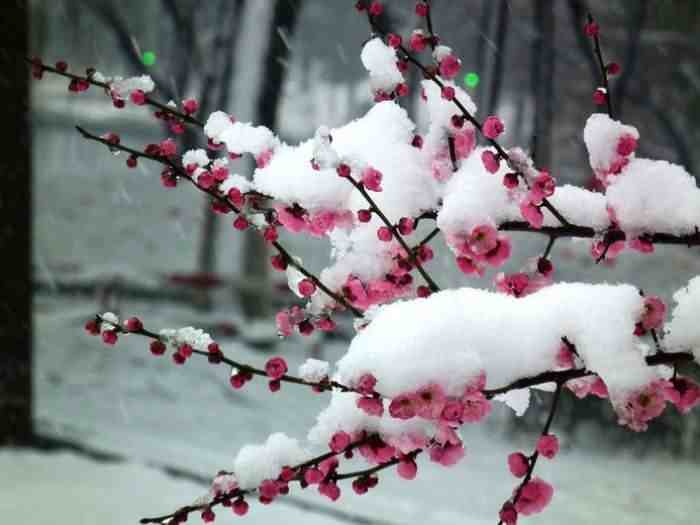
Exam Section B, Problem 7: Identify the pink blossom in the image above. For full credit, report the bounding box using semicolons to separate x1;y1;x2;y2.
124;317;143;332
397;458;418;480
495;273;530;298
607;62;621;75
468;224;499;255
441;86;455;100
409;30;427;52
417;286;431;298
265;357;288;380
389;393;419;419
593;88;607;106
315;317;337;332
176;344;192;358
368;1;383;16
201;508;215;523
484;236;512;267
440;399;464;423
617;134;638;156
640;296;666;330
387;33;402;48
520;200;544;229
150;340;166;356
507;452;529;478
398;217;415;235
481;150;500;173
258;479;279;502
499;502;518;525
357;396;384;417
630;236;654;254
232;215;249;230
503;172;519;189
414;383;447;419
197;172;215;189
304;468;324;485
454;127;476;159
529;172;555;204
456;255;482;276
667;376;700;415
584;21;599;36
102;330;118;345
439;54;461;79
515;477;553;516
319;481;341;501
461;390;491;422
255;149;273;168
617;380;672;431
182;98;198;114
329;431;351;452
263;226;278;243
362;167;383;191
377;226;393;242
482;116;505;139
232;498;248;516
130;89;146;105
429;441;465;467
412;135;424;148
356;373;378;395
536;434;559;459
555;342;575;369
159;138;177;157
417;244;434;262
415;2;429;16
357;209;372;223
277;206;307;233
590;377;609;398
298;278;317;297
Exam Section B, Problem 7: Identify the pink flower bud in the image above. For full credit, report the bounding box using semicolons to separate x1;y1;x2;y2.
265;357;288;380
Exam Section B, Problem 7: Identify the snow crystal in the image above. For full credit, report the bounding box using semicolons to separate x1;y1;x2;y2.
110;75;155;99
182;149;210;168
436;146;515;235
219;174;253;195
308;391;433;449
158;326;214;350
495;388;531;417
360;38;403;94
298;359;330;383
607;158;700;235
336;283;661;411
233;433;308;489
204;111;278;156
665;276;700;362
422;79;476;130
100;312;119;325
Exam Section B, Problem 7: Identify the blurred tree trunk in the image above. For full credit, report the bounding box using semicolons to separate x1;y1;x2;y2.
239;0;303;320
484;0;509;117
194;0;246;309
531;0;555;169
614;0;648;118
0;0;32;445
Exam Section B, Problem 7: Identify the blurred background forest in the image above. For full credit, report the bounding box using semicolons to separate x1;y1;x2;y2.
9;1;700;524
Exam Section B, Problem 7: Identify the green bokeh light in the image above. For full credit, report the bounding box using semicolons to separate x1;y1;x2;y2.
142;51;156;66
464;72;480;88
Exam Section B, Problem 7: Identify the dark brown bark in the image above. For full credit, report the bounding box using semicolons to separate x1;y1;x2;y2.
0;0;32;445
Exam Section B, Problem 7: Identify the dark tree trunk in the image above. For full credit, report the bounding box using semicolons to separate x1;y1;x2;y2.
239;0;303;320
531;0;555;169
0;0;32;445
485;0;509;117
